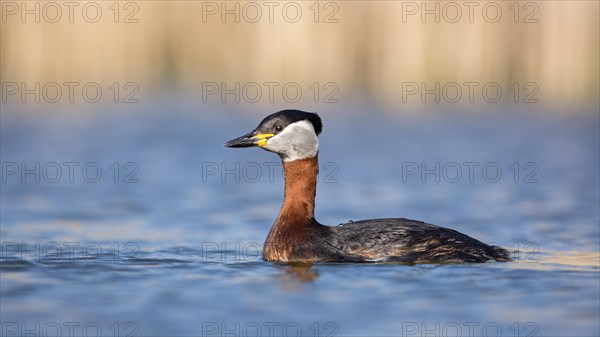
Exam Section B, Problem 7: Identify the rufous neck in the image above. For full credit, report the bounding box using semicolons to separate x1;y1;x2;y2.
279;155;318;222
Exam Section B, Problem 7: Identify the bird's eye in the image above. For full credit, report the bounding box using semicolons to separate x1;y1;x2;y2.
275;125;283;132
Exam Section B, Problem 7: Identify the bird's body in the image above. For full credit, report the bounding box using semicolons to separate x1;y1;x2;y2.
266;218;510;263
225;110;510;264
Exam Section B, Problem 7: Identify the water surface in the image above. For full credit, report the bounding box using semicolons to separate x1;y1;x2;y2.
1;104;599;336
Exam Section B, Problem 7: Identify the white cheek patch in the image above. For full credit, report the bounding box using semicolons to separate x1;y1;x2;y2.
263;120;319;161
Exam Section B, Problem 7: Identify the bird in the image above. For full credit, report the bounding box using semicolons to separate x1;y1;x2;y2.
225;109;511;264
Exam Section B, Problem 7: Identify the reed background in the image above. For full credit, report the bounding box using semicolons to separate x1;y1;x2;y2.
1;1;599;110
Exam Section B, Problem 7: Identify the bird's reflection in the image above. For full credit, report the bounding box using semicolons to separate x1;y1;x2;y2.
279;262;319;285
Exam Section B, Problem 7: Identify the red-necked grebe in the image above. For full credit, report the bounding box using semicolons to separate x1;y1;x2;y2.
225;110;510;263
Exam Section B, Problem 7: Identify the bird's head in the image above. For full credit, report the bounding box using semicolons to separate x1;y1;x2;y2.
225;110;322;161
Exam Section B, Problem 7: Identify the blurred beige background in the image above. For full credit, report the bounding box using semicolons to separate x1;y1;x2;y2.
1;1;598;108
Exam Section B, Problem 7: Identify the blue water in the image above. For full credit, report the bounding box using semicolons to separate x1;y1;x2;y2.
1;102;599;337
